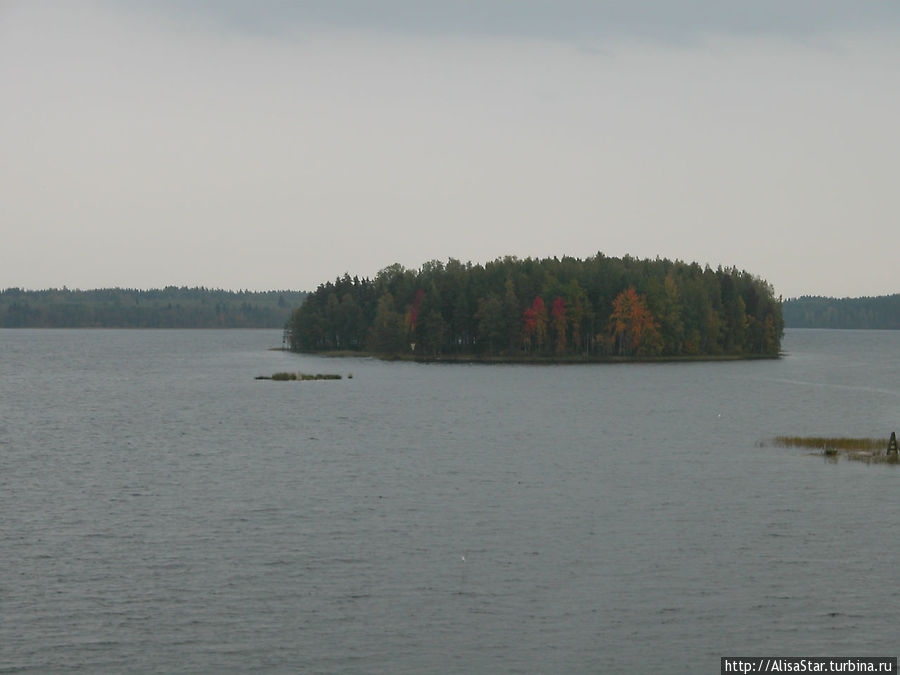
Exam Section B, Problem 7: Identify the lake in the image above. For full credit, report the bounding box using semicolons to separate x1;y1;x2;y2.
1;329;898;673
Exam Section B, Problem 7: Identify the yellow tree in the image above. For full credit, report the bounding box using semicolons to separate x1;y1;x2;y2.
610;288;662;356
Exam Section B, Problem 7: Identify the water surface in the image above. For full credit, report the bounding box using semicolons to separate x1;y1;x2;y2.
1;329;898;673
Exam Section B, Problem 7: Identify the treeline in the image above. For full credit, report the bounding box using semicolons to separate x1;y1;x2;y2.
783;294;900;329
288;254;783;358
0;287;307;328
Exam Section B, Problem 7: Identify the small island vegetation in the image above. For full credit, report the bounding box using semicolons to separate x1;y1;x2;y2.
256;372;343;381
768;435;900;464
286;254;783;361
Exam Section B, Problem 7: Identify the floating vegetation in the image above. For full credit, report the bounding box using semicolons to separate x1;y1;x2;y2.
768;435;899;464
255;372;342;381
772;436;885;451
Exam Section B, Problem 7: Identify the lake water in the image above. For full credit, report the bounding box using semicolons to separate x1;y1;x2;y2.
1;329;898;673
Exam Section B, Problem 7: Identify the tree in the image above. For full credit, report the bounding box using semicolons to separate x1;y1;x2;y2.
646;275;684;355
762;313;780;355
551;296;567;354
420;308;448;355
367;293;406;354
339;293;364;349
522;304;537;353
502;278;522;352
475;294;506;354
406;289;425;334
609;288;662;356
531;296;548;352
563;279;588;354
325;292;341;348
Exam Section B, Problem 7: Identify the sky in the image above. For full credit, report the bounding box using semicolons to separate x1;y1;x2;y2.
2;1;899;298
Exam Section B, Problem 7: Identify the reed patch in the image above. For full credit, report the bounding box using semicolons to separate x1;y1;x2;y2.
767;435;899;464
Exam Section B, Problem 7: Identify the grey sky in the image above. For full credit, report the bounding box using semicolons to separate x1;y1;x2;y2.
2;1;899;297
135;1;900;41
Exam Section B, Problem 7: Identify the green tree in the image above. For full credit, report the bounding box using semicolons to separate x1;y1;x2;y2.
531;296;548;352
367;293;406;354
420;308;448;355
647;274;684;356
475;294;506;354
502;278;522;352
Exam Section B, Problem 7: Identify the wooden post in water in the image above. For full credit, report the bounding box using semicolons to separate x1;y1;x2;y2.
888;432;898;455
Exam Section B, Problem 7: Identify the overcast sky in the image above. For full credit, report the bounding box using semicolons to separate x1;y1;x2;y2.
2;1;899;298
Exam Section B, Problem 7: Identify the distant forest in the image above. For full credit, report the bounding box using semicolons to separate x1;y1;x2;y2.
782;295;900;329
0;287;307;328
288;255;784;359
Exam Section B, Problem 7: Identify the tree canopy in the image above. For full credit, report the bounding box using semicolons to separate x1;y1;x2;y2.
287;254;783;358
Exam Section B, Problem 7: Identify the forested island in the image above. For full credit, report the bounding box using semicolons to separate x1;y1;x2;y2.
287;255;783;360
782;294;900;329
0;287;307;328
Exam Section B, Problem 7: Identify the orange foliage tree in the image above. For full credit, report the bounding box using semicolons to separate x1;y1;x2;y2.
610;288;662;356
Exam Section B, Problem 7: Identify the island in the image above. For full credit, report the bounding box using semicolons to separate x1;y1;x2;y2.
286;254;783;361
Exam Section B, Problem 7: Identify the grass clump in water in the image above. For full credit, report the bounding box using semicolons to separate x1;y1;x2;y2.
769;435;899;464
772;436;884;451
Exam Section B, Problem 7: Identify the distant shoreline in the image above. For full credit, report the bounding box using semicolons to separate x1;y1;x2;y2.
0;326;281;330
0;287;306;329
0;322;293;330
783;294;900;329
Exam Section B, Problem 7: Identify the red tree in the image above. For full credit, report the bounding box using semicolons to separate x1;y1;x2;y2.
522;305;537;351
407;289;425;331
522;296;548;352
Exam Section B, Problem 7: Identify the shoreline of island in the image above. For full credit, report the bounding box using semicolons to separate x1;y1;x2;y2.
287;349;781;364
